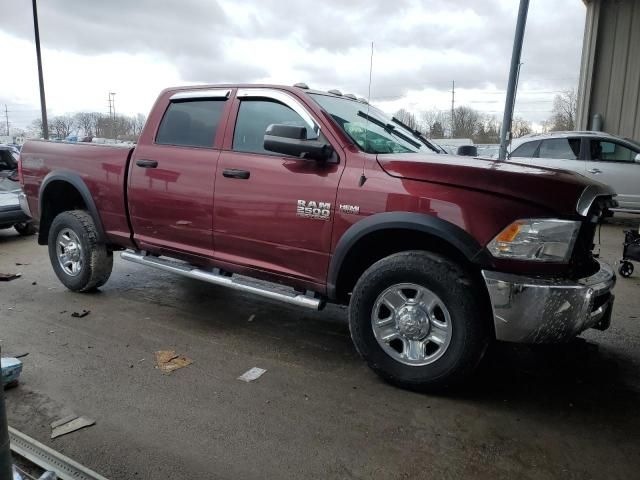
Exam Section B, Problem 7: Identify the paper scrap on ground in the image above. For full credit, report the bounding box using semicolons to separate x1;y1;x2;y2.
238;367;267;383
155;350;193;374
51;415;95;439
0;273;20;282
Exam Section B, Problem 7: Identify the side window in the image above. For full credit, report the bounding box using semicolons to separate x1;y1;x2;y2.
510;141;539;158
156;100;226;148
538;138;581;160
233;99;311;155
0;150;16;171
591;140;638;163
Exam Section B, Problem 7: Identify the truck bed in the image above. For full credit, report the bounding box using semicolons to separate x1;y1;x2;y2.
20;140;135;246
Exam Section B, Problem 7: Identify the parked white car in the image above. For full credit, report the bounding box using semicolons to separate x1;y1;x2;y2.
509;131;640;213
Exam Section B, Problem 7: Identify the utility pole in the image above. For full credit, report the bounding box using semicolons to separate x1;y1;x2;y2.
108;92;116;139
499;0;529;160
32;0;48;140
3;105;9;136
450;80;455;138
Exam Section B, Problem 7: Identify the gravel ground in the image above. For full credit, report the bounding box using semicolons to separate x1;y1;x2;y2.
0;218;639;479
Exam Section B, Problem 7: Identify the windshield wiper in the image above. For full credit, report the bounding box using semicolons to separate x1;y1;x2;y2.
357;111;422;149
391;117;441;153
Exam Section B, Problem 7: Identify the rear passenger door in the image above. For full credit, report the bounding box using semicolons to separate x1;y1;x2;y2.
128;89;232;260
585;138;640;210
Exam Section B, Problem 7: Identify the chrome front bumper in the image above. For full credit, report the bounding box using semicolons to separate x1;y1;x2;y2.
482;260;616;343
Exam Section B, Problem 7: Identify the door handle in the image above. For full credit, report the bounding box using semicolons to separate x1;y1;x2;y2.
588;168;602;174
223;168;250;179
136;159;158;168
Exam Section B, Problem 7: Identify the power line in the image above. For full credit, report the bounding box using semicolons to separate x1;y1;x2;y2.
32;0;48;139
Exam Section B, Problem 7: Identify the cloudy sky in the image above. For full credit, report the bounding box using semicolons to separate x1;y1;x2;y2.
1;0;586;131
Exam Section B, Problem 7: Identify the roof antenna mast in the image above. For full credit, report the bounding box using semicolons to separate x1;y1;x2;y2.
359;41;374;187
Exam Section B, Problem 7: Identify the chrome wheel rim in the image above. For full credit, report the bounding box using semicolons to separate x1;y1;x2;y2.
56;228;83;277
371;283;453;366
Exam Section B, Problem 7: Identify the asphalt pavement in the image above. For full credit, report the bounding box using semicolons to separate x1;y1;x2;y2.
1;219;639;479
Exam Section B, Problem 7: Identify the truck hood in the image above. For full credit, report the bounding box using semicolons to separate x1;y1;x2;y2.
377;153;601;216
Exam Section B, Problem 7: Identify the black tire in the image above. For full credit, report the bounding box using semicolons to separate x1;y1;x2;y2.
48;210;113;292
14;222;37;236
618;261;634;278
349;251;491;391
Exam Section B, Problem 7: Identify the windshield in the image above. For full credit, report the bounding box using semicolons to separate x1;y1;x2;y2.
310;94;435;154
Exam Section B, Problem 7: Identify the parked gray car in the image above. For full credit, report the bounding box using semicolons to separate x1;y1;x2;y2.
509;131;640;213
0;147;36;235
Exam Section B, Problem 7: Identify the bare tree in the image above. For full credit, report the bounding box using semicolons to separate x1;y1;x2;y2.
474;115;500;144
420;109;447;137
548;89;577;131
452;106;480;139
131;113;147;136
394;108;418;130
50;115;75;139
512;117;532;138
27;119;43;138
430;121;445;139
74;112;95;137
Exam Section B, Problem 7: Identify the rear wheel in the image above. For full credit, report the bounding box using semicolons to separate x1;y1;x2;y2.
48;210;113;292
348;251;491;391
14;222;37;236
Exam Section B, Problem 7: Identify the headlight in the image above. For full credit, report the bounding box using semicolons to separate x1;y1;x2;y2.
487;219;580;262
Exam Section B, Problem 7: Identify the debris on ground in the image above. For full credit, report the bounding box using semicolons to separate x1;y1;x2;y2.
247;314;256;322
2;357;23;388
50;415;96;439
154;350;193;374
237;367;267;383
71;310;90;318
14;262;30;266
14;352;29;359
0;273;21;282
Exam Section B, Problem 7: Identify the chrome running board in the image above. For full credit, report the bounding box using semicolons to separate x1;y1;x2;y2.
120;250;323;310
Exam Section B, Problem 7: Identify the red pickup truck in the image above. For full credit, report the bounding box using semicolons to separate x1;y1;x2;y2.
19;84;617;390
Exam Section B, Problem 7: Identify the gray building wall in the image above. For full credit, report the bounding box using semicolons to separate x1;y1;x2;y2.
577;0;640;141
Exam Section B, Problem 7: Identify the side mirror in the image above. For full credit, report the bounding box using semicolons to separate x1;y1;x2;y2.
635;153;640;163
264;124;334;161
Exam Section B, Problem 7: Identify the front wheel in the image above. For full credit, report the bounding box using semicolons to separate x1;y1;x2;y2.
48;210;113;292
348;251;491;391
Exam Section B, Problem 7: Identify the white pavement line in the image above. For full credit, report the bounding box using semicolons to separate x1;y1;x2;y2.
9;426;109;480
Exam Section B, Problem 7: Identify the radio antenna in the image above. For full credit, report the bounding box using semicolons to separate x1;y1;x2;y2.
360;41;374;187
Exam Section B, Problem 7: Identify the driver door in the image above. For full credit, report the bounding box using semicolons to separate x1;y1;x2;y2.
213;89;344;289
